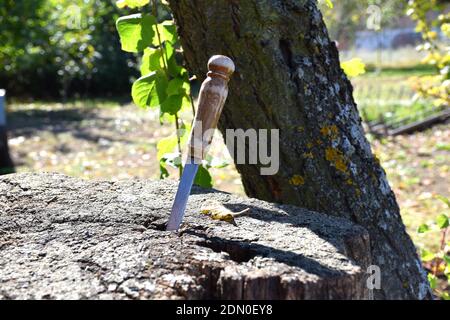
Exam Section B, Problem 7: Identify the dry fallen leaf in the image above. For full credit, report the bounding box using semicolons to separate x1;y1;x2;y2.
200;200;250;226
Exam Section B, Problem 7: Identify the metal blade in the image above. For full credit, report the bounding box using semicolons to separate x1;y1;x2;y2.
166;162;199;231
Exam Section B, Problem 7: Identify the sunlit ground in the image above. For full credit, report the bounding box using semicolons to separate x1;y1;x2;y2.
7;100;448;246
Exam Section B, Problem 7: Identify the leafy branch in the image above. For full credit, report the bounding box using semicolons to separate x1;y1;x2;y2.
115;0;223;187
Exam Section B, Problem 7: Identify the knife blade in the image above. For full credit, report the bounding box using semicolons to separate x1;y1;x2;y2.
166;55;235;231
166;160;198;231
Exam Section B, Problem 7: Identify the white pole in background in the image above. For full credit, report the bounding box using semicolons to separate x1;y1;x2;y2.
0;89;6;126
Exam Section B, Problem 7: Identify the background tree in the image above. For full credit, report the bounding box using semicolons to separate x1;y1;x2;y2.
0;0;137;99
166;0;432;299
319;0;406;47
408;0;449;107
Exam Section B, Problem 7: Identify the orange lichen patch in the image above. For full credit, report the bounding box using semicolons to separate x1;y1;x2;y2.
289;175;305;186
303;152;314;159
306;142;314;149
320;125;339;139
325;147;348;174
297;126;305;133
346;178;354;185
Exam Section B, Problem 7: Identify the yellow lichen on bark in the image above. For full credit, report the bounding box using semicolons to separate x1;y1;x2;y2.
303;152;314;159
325;147;348;174
320;125;339;140
289;175;305;186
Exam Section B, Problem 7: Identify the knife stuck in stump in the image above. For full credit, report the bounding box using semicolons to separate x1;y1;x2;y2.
166;55;235;231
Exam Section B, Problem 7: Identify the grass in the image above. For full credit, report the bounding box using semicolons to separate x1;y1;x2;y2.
352;64;440;125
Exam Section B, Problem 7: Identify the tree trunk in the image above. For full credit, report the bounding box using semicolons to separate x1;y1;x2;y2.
0;127;15;175
168;0;431;299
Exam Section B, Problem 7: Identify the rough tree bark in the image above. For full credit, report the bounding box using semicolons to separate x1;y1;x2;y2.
168;0;431;299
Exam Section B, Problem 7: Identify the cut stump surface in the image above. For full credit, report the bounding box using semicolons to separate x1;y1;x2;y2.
0;173;370;299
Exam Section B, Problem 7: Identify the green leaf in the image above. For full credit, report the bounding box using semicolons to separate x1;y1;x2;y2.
194;165;213;188
436;214;449;229
157;135;178;160
164;41;174;61
436;195;450;208
417;223;430;233
116;14;156;53
444;255;450;265
132;72;156;108
161;21;177;43
140;48;163;76
427;273;437;289
167;78;185;96
160;94;183;115
159;163;169;179
132;71;168;108
324;0;333;9
151;21;178;46
421;249;435;262
167;53;182;77
341;58;366;78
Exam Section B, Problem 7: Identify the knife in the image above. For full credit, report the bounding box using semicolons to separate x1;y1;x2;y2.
166;55;235;231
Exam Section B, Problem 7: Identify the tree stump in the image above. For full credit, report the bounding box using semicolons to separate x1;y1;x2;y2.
0;173;371;299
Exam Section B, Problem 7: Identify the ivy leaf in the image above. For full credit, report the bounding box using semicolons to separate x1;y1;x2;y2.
194;165;213;188
417;223;430;233
436;214;449;229
341;58;366;78
132;70;168;108
116;14;156;53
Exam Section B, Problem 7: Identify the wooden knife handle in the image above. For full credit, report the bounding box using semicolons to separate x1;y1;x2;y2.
187;55;235;163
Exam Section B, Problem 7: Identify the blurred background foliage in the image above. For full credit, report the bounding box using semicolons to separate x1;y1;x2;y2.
0;0;138;99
